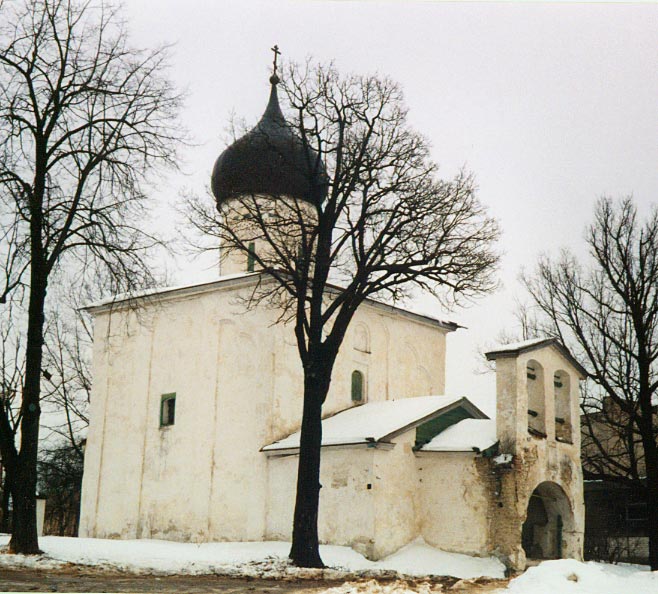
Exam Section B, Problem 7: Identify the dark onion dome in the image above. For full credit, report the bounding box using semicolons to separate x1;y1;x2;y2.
211;75;327;207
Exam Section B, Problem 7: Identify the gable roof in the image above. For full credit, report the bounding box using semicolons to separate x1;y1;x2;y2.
419;418;497;453
261;395;489;454
84;271;459;331
484;337;587;379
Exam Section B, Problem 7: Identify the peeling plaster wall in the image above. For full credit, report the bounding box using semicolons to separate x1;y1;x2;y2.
266;432;496;562
371;432;420;559
79;280;449;542
417;452;492;556
79;308;154;539
265;448;377;557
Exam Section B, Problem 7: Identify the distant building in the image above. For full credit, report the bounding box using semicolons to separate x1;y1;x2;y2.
581;399;652;563
79;70;585;570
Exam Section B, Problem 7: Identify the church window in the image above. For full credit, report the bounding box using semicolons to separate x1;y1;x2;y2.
351;370;365;403
160;393;176;427
526;360;546;437
247;242;256;272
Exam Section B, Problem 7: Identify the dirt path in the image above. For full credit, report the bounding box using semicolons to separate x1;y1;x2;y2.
0;567;336;593
0;566;510;593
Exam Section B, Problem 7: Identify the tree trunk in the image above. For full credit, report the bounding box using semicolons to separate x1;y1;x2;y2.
0;465;13;533
646;475;658;570
637;380;658;570
641;428;658;570
289;368;327;568
9;272;47;554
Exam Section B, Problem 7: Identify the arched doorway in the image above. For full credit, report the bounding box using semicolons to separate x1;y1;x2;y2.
522;482;573;560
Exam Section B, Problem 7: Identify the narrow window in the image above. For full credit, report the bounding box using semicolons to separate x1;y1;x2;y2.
247;242;256;272
160;393;176;427
351;370;364;402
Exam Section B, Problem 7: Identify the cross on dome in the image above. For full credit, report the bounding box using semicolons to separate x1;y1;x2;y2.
270;45;281;84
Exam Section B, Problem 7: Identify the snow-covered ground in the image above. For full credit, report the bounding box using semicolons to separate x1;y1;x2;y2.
0;534;504;580
506;559;657;594
0;535;656;594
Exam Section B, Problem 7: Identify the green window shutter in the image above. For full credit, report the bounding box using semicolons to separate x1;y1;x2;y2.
247;242;256;272
351;370;363;402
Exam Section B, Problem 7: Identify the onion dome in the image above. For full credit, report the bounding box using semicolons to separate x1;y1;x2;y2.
211;74;327;207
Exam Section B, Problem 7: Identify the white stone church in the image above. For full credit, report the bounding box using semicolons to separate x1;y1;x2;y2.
79;71;586;570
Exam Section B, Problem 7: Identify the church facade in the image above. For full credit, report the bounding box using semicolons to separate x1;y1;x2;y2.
79;69;586;569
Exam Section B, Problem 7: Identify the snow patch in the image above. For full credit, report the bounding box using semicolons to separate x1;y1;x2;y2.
421;419;497;452
0;535;505;580
372;538;505;579
486;337;552;354
506;559;657;594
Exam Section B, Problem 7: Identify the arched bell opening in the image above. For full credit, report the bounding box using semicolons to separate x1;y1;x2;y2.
554;370;572;443
526;359;546;437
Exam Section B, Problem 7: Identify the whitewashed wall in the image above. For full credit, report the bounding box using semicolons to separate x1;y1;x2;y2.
79;277;450;542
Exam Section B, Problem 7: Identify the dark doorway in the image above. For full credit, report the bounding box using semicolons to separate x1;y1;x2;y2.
522;482;573;560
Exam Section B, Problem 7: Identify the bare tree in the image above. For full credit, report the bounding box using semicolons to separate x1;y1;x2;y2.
475;300;543;374
0;0;183;552
41;294;92;453
522;197;658;569
36;283;95;536
37;437;83;536
189;61;499;567
0;296;25;532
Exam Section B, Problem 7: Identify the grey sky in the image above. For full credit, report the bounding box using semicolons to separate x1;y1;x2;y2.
121;1;658;411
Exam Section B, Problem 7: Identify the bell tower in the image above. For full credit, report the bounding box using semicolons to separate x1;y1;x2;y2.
485;338;586;569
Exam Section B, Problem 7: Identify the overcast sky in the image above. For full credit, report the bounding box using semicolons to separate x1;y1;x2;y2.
120;1;658;411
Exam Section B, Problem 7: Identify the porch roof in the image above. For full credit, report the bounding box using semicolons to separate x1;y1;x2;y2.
419;418;497;452
261;395;488;453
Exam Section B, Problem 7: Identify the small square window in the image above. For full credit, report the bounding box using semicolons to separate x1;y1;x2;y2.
160;393;176;427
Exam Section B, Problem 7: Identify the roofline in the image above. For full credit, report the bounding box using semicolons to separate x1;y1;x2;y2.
415;449;480;456
84;271;460;331
485;338;587;379
83;273;265;314
261;441;396;456
358;293;460;332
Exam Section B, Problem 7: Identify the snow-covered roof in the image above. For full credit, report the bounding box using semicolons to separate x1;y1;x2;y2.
84;271;459;330
485;337;587;378
84;272;261;310
262;395;488;453
419;418;497;453
486;337;553;353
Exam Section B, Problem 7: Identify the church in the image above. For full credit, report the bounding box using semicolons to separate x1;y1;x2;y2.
78;64;586;570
